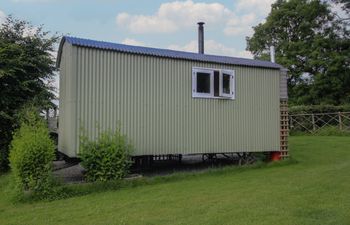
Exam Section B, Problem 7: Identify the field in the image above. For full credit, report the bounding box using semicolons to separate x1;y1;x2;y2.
0;136;350;225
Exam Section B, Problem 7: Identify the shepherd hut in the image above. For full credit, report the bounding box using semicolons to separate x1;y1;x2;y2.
56;22;288;161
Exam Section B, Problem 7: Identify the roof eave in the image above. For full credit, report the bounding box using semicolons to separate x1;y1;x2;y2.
56;36;68;68
56;36;284;70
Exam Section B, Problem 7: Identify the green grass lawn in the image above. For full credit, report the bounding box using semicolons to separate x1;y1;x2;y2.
1;136;350;225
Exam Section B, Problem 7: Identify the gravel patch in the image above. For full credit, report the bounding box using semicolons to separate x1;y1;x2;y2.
53;161;85;183
53;154;243;184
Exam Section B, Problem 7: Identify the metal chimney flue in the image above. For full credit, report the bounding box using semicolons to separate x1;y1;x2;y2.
198;22;205;54
270;46;275;63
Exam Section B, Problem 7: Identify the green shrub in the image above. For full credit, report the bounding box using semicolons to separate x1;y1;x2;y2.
79;127;133;182
9;107;55;197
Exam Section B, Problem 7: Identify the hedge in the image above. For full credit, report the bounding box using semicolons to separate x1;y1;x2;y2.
9;106;55;198
289;105;350;115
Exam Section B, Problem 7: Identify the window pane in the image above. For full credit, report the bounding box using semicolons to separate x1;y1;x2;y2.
222;74;231;94
197;72;211;93
214;71;220;96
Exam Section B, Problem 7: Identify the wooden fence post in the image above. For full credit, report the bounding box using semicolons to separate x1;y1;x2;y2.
312;114;316;132
339;112;343;130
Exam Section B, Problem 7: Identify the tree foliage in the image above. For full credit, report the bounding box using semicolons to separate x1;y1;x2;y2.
0;16;59;171
246;0;350;105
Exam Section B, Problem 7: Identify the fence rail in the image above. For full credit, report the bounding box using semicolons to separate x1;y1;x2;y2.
289;112;350;133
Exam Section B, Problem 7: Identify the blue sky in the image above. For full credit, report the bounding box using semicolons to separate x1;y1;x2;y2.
0;0;279;59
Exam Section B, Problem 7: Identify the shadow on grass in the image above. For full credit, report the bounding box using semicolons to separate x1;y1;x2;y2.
12;157;298;203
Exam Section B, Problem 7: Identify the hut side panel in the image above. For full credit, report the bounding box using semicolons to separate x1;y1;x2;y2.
58;43;78;157
63;46;281;156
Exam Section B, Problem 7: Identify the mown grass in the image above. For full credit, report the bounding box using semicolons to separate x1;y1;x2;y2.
1;136;350;225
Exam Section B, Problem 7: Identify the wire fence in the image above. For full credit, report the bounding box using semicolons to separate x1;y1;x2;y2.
289;112;350;134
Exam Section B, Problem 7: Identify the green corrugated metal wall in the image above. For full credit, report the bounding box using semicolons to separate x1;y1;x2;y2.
58;43;77;157
58;43;281;157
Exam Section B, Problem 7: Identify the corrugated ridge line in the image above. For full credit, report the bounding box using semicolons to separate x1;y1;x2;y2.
58;36;283;70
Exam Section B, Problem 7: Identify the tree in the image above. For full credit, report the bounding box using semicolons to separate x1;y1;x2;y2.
0;16;59;171
246;0;350;105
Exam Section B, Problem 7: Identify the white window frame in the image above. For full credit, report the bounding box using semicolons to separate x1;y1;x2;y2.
219;70;235;99
192;68;214;98
192;67;235;100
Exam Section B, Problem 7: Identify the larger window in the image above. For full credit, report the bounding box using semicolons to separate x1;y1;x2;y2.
192;68;214;98
192;67;235;99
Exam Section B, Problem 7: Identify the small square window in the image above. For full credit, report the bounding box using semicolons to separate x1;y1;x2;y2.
192;68;213;98
196;72;211;93
222;73;231;94
220;70;235;99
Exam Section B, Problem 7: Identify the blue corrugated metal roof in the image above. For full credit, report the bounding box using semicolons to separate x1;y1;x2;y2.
57;36;283;69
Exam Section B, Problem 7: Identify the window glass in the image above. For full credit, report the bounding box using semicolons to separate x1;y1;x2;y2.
196;72;211;93
222;73;231;94
214;71;220;97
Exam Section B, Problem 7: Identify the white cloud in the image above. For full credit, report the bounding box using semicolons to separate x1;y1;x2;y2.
168;40;252;58
121;38;145;46
117;13;177;33
223;0;275;37
236;0;275;17
330;2;348;20
115;0;276;58
116;0;232;33
0;10;6;24
115;0;273;38
224;13;256;36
